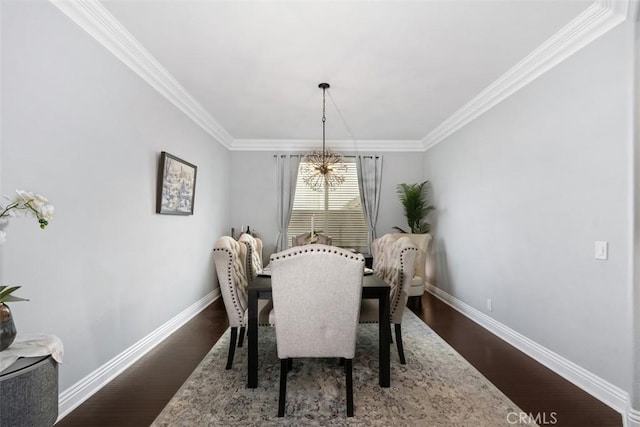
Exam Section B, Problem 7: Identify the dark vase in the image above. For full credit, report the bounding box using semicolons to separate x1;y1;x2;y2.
0;303;17;351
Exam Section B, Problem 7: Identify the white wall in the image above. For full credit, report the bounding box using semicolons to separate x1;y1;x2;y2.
1;1;229;390
424;19;634;392
230;151;425;260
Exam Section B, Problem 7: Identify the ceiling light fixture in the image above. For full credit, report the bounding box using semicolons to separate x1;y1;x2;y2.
302;83;347;191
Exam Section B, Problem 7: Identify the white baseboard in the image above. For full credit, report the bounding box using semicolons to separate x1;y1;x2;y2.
57;289;220;420
425;284;633;424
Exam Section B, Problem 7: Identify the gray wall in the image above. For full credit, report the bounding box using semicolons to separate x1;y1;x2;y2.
1;1;229;390
3;0;634;413
424;20;634;390
230;151;425;260
632;2;640;412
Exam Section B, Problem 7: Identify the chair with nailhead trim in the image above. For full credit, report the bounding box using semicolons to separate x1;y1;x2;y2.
237;233;265;346
270;244;364;417
393;233;433;309
238;233;264;281
358;235;418;365
213;236;272;369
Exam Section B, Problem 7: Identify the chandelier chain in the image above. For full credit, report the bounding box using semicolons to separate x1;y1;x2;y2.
301;82;347;192
322;85;327;164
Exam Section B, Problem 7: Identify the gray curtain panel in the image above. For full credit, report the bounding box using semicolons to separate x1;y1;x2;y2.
275;154;301;252
357;155;383;253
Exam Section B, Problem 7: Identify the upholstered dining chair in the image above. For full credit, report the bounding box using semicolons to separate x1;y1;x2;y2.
392;233;433;308
371;233;398;273
212;236;271;369
270;244;364;417
238;233;264;281
291;232;332;247
359;235;418;365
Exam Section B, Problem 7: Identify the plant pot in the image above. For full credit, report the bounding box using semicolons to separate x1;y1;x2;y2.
0;303;17;351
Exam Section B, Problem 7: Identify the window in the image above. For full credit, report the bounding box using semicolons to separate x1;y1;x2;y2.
288;160;368;248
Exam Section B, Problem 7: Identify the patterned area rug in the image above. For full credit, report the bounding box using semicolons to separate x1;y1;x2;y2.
153;311;533;426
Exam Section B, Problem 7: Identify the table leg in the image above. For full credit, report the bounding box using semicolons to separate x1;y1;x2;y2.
248;288;258;388
379;289;390;387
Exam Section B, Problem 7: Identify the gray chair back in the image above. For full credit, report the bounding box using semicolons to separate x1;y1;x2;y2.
213;236;249;327
270;244;364;359
372;234;418;323
238;233;263;281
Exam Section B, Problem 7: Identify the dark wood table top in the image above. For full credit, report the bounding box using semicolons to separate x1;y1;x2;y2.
248;272;388;294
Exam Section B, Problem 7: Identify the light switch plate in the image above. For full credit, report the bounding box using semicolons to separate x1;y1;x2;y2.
595;241;608;260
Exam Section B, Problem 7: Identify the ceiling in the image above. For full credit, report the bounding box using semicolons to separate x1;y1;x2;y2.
97;0;595;149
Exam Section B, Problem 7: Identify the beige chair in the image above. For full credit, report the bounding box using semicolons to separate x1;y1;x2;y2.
270;244;364;417
360;235;418;365
393;233;433;308
371;234;397;273
238;233;264;281
212;236;271;369
291;232;332;247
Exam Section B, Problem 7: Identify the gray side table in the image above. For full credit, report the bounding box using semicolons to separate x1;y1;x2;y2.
0;355;58;427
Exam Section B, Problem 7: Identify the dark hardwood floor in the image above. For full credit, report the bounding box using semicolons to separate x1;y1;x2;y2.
56;293;622;427
412;295;621;427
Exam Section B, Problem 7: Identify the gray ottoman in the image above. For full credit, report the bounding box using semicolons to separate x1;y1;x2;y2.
0;355;58;426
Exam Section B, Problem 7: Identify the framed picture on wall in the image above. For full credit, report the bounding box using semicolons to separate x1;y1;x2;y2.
156;151;197;215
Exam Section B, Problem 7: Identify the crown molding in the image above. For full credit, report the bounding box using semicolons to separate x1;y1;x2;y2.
49;0;234;149
230;138;425;152
421;0;629;151
49;0;629;153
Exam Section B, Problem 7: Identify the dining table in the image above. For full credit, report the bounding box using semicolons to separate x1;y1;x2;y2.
247;272;391;389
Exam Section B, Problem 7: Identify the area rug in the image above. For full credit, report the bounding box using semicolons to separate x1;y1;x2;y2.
152;311;534;426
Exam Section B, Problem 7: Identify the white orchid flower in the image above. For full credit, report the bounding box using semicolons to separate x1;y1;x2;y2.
31;200;44;211
39;204;54;220
15;190;35;203
0;189;54;243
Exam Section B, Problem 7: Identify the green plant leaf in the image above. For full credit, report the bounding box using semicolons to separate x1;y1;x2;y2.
0;285;21;299
0;285;27;303
395;181;435;234
2;295;29;303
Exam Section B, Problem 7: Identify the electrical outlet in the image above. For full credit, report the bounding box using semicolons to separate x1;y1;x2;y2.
595;241;608;260
487;298;493;312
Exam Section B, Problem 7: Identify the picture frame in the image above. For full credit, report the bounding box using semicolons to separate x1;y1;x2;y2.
156;151;197;215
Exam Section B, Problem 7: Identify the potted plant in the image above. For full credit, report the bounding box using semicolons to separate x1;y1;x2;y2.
0;286;28;351
392;181;435;234
0;190;53;351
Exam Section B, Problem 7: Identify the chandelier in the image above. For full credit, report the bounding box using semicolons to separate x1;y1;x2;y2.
302;83;347;191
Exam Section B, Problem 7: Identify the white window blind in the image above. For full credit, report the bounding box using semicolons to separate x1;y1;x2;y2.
288;161;368;248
